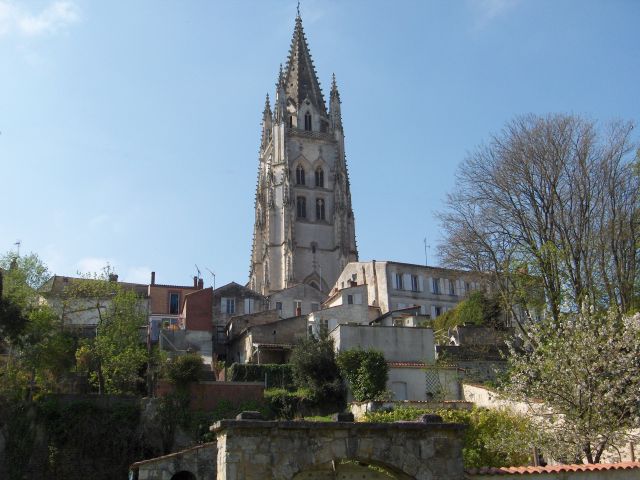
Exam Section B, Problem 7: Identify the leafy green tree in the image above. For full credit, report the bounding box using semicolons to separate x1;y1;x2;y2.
166;353;203;389
290;333;344;405
336;348;388;402
504;311;640;463
0;252;50;310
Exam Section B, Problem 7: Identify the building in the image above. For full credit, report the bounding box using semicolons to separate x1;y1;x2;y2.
332;260;486;318
148;271;204;341
248;12;358;297
39;274;148;336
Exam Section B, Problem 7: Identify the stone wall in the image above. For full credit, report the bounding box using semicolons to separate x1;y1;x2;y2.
131;443;216;480
213;418;465;479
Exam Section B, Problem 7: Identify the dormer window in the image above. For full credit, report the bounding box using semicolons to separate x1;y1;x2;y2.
296;165;305;185
315;168;324;187
304;112;312;131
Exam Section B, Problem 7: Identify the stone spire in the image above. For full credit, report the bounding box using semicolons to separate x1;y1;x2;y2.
284;14;327;115
329;73;342;131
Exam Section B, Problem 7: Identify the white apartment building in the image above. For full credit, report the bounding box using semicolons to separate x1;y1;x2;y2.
331;260;486;319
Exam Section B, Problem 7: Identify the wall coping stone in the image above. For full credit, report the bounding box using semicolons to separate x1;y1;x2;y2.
210;419;466;433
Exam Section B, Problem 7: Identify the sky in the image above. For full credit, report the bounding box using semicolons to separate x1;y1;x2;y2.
1;0;638;288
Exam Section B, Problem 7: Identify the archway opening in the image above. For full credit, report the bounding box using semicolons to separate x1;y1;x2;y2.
170;471;196;480
293;459;414;479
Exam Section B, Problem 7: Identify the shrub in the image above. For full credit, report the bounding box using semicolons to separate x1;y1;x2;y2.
364;406;534;468
336;348;388;402
167;353;203;388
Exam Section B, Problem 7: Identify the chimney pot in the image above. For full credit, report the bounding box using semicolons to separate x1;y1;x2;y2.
193;276;198;288
151;271;156;285
198;278;204;289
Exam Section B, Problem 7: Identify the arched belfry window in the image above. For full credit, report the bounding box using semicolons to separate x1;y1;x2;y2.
315;167;324;187
296;165;305;185
304;112;312;131
316;198;325;221
297;196;306;218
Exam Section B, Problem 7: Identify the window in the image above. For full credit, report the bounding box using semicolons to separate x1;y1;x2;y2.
347;294;354;305
169;293;180;314
449;280;456;296
294;300;302;315
304;111;312;131
221;297;235;314
395;273;403;290
296;165;305;185
315;198;325;220
275;301;282;311
297;196;306;218
311;244;316;254
411;274;419;292
432;278;440;294
465;282;470;294
244;298;253;314
315;168;324;187
435;306;442;317
311;302;320;312
319;318;329;331
289;115;293;128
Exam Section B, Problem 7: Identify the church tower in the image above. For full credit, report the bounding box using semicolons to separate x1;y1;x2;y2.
249;12;358;296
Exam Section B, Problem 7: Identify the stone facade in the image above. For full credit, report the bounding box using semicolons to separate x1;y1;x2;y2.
131;443;216;480
332;261;487;318
248;14;358;297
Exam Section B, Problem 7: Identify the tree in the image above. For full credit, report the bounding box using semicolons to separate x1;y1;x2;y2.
504;311;640;463
336;348;388;402
290;333;344;405
438;114;639;326
0;252;77;399
69;275;149;395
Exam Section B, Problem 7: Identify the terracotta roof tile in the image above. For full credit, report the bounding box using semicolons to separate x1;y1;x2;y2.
466;462;640;475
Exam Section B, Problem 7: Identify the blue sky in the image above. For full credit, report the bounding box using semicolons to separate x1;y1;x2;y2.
1;0;638;287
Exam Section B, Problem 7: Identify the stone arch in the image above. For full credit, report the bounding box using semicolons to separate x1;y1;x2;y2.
303;271;328;293
291;457;415;479
170;471;197;480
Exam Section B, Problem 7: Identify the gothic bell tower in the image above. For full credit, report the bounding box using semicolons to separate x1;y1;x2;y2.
249;12;358;296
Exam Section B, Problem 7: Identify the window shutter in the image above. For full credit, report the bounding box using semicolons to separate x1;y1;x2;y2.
403;274;411;291
418;275;424;292
420;305;426;315
428;277;433;293
431;305;436;318
244;298;252;314
354;293;362;305
221;297;227;313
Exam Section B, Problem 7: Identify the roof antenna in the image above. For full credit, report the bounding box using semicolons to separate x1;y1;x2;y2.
14;240;21;257
194;264;202;280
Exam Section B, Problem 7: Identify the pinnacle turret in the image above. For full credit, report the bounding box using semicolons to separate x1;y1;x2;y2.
329;73;342;131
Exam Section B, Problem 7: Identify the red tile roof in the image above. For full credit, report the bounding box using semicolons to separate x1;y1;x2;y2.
466;462;640;476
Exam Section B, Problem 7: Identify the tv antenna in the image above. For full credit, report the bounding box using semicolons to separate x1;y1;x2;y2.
205;267;216;290
14;240;21;257
423;237;431;266
194;264;202;280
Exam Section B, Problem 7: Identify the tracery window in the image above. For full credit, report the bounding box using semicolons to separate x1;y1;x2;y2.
315;167;324;187
297;196;306;218
296;165;305;185
304;112;312;131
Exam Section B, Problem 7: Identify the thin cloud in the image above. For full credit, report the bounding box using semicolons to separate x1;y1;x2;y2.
469;0;521;30
0;0;80;37
76;257;114;276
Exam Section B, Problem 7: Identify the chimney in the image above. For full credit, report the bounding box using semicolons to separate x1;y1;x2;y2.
193;276;198;288
198;278;204;289
151;271;156;285
108;273;118;282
